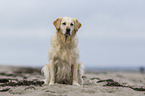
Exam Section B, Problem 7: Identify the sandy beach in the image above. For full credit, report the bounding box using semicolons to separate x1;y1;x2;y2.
0;65;145;96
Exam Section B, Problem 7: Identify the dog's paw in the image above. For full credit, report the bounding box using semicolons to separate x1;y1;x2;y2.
49;82;54;86
44;79;49;85
73;81;80;86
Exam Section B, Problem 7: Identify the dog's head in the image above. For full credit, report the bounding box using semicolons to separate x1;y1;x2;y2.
53;17;81;41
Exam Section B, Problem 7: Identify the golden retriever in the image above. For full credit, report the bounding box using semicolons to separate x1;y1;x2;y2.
42;17;84;86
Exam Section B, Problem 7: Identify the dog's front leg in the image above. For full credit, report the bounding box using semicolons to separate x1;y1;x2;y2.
72;63;80;86
49;60;55;85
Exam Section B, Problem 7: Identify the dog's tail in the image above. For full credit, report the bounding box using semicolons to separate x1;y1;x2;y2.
41;64;50;85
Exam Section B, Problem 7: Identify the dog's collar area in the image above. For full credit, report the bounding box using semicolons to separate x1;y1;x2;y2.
65;35;69;42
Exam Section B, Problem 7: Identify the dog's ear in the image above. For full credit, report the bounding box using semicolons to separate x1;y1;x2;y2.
53;17;62;31
74;18;81;32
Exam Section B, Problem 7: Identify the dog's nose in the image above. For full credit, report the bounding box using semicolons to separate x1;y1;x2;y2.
66;28;70;32
66;28;70;35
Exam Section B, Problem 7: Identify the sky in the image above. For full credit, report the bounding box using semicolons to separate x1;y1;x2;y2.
0;0;145;67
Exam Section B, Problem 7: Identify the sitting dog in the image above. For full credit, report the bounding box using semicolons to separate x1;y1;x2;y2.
42;17;84;86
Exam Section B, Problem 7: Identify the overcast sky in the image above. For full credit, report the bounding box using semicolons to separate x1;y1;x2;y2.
0;0;145;67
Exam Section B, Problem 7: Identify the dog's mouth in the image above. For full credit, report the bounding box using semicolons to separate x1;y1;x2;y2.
65;34;70;41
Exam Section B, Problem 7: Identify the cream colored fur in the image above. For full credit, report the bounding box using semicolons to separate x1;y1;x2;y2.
42;17;84;86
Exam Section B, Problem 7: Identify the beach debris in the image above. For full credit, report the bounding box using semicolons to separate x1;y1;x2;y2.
0;79;44;87
45;90;55;93
0;72;17;77
0;79;9;83
97;79;122;87
0;88;10;92
97;79;145;91
131;87;145;91
0;67;43;88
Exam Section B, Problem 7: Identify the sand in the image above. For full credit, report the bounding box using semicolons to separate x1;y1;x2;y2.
0;65;145;96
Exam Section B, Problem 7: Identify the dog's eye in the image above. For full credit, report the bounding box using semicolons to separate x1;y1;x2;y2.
70;23;74;26
62;22;66;25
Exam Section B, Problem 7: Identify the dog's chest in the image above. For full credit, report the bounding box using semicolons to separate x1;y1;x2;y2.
56;45;73;63
49;36;79;65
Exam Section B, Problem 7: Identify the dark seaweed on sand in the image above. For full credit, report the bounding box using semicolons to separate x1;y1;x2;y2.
0;79;44;87
0;88;10;92
97;79;145;91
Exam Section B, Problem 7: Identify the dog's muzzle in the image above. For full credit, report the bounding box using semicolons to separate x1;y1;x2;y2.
65;28;70;36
